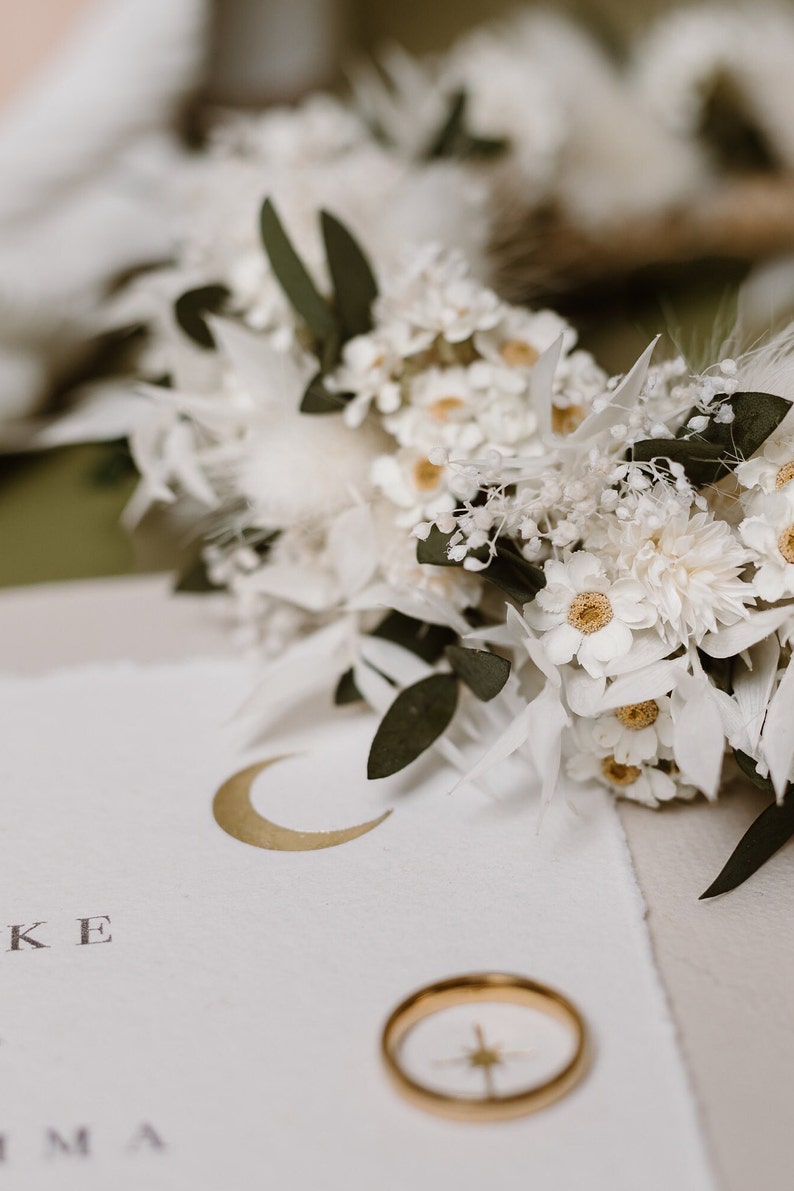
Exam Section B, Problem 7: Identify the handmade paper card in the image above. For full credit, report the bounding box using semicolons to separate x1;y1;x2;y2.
0;658;714;1190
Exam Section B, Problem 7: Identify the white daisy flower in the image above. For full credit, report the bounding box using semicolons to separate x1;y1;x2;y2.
475;307;576;368
590;694;674;766
371;448;457;525
740;490;794;601
736;435;794;495
566;749;695;808
385;366;483;453
525;551;656;677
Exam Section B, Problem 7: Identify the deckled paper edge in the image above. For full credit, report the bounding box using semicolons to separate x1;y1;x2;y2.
611;805;719;1189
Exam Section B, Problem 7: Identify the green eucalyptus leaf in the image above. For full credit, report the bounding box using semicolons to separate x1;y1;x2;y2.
372;611;457;663
445;646;510;701
367;673;459;779
460;133;509;158
423;89;468;159
700;786;794;899
486;539;546;604
321;210;378;341
733;749;774;794
707;391;791;460
300;372;350;414
421;89;508;161
260;198;337;345
334;668;362;705
416;526;460;566
630;437;727;485
174;284;230;350
416;529;544;602
698;650;733;695
319;326;342;373
633;391;791;486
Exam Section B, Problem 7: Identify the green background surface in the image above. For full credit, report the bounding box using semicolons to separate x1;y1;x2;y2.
0;445;137;588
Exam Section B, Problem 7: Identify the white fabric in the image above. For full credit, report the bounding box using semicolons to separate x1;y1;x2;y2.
0;657;715;1189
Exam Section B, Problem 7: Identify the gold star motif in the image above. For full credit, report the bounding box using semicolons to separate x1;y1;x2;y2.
436;1023;534;1099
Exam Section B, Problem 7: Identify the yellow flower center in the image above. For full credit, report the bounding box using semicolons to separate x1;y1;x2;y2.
601;756;641;787
615;701;659;731
775;461;794;489
428;396;465;423
412;458;444;492
778;525;794;564
552;404;586;436
567;591;613;634
500;338;539;368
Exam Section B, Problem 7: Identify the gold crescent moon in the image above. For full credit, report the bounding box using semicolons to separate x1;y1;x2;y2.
213;756;392;851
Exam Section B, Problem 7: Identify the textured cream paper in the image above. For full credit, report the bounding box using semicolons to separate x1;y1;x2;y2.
0;658;714;1190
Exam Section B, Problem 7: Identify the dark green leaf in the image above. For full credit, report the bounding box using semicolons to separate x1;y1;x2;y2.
416;529;544;602
421;90;509;161
445;646;510;701
633;391;791;487
259;198;337;345
423;89;468;159
367;674;459;779
174;284;230;350
707;391;791;460
319;327;342;373
460;133;509;158
372;611;457;663
416;526;460;567
699;650;733;695
334;668;362;705
486;539;546;604
630;437;727;486
321;210;378;341
300;372;350;414
700;787;794;898
174;556;222;594
733;749;774;795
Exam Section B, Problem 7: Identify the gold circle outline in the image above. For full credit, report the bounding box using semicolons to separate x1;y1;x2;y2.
381;972;589;1122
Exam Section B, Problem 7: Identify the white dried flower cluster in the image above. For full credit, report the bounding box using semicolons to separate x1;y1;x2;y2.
126;180;794;821
330;245;606;527
431;332;794;811
124;170;794;819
